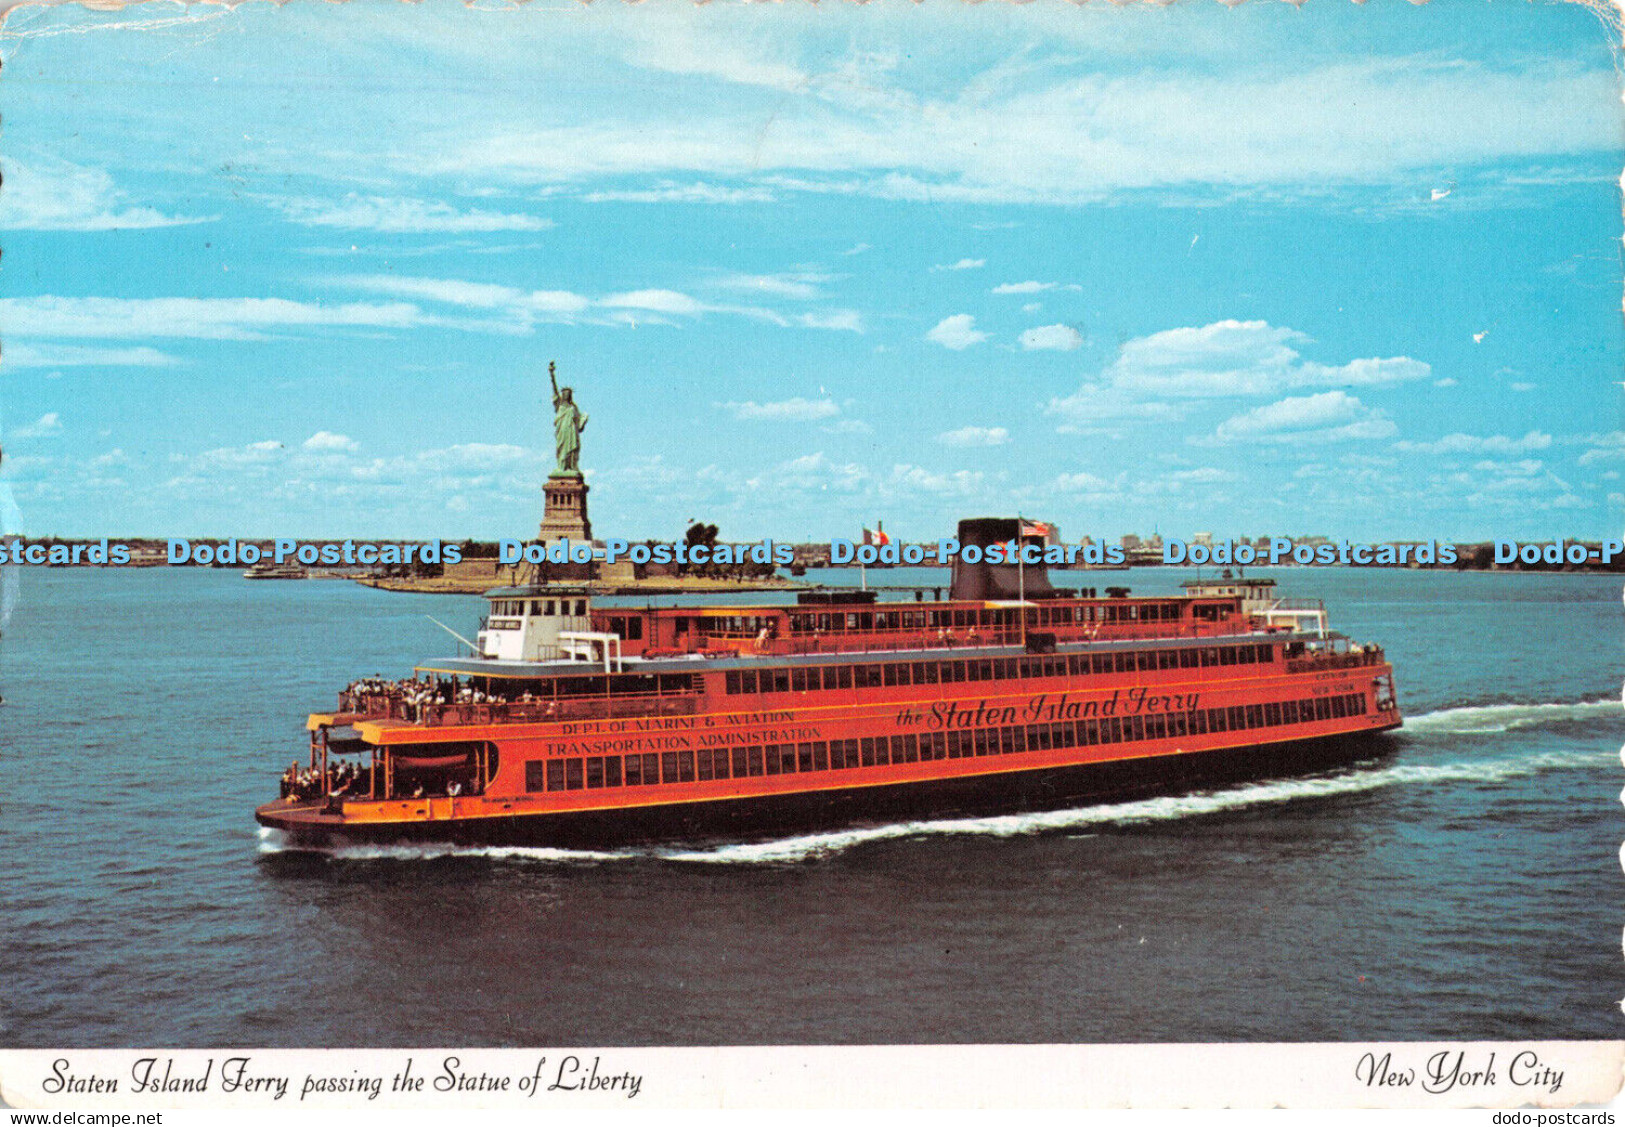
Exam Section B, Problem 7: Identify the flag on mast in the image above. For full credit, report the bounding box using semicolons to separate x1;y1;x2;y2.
862;524;891;547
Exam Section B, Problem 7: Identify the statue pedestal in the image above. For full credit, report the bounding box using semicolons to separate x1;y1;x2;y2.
539;474;591;545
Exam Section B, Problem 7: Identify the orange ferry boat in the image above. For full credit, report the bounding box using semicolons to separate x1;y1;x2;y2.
256;519;1401;849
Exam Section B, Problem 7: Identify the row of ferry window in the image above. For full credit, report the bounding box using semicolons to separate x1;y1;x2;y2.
490;598;590;617
523;691;1368;793
723;643;1276;696
779;601;1188;635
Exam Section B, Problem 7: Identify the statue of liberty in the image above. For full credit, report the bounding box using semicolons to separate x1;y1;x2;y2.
548;361;588;476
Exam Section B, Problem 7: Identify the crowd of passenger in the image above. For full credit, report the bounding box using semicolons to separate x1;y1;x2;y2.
338;675;556;723
280;758;367;801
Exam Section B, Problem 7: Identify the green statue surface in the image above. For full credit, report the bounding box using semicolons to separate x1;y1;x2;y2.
549;362;588;476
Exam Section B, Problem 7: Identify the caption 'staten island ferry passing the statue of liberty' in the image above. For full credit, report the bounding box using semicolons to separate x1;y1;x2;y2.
257;518;1402;849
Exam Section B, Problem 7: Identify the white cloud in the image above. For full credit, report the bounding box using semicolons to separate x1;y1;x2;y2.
1393;430;1553;455
714;272;830;300
1509;382;1536;392
0;296;429;341
796;310;864;333
579;182;776;204
11;412;63;439
1213;391;1396;443
3;158;208;231
1019;324;1083;352
933;258;986;272
1102;320;1429;398
719;397;840;422
426;56;1618;206
4;343;178;368
926;314;988;350
1046;385;1185;430
822;419;874;435
303;431;359;453
271;194;553;233
1434;377;1459;388
937;426;1009;447
331;274;857;333
992;281;1057;295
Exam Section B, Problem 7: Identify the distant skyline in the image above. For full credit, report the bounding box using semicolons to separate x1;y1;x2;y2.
2;1;1622;543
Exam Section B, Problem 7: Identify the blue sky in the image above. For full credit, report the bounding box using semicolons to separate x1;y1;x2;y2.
2;0;1622;544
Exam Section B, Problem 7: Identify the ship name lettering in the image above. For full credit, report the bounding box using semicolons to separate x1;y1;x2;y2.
1123;686;1202;714
698;726;819;748
631;716;695;731
928;700;1019;730
725;711;796;726
542;734;694;755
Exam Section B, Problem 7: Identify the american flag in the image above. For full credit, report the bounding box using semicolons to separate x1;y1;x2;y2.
1020;520;1053;540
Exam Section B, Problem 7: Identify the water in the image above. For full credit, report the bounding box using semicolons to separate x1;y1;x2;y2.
1;566;1619;1044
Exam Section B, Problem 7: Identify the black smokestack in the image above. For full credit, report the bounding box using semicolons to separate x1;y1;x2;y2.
949;517;1057;601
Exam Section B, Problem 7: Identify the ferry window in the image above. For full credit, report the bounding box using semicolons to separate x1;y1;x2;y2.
813;742;829;771
1239;646;1255;664
1265;702;1282;726
917;662;937;685
1256;645;1273;663
1000;728;1016;755
945;731;965;758
1193;711;1208;735
585;757;605;788
798;743;814;772
726;671;741;695
1158;652;1177;670
727;747;746;778
546;759;566;790
903;734;920;763
930;732;950;760
1054;722;1071;748
791;668;809;693
1172;713;1188;737
837;666;854;690
609;616;625;637
778;746;797;774
525;761;547;792
1282;700;1298;724
980;660;997;681
1331;696;1347;719
1147;716;1167;741
565;759;584;790
966;661;982;683
657;752;677;783
972;729;991;756
1028;725;1047;751
544;601;556;615
677;752;695;783
1220;648;1237;666
713;749;732;779
606;757;622;787
911;663;929;684
861;738;878;767
1080;720;1098;746
883;663;900;687
1127;716;1144;742
628;618;643;641
636;753;656;783
1208;709;1226;733
771;670;791;693
1180;650;1198;669
1227;706;1245;729
1009;726;1026;753
746;746;764;776
1318;698;1333;720
623;755;643;786
1352;694;1367;715
697;750;714;781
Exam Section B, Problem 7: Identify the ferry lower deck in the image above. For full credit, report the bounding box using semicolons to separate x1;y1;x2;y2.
256;629;1401;849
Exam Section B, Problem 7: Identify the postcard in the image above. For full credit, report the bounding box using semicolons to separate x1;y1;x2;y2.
0;0;1621;1113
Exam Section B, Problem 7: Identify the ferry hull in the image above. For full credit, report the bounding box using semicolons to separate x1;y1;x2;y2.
257;727;1398;852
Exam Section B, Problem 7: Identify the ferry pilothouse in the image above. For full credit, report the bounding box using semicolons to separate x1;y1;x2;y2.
256;518;1402;849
